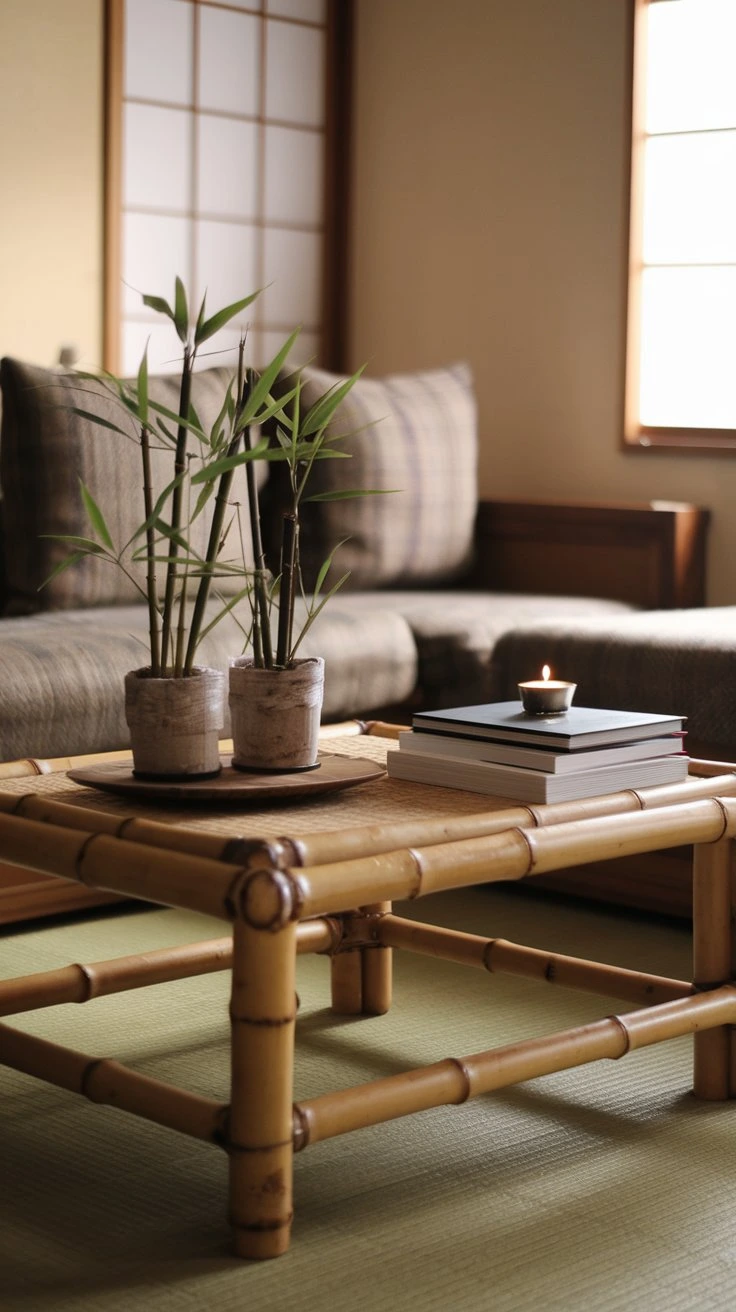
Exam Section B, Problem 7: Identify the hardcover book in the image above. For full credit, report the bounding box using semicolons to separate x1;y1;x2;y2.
398;729;685;774
411;701;685;750
386;748;690;803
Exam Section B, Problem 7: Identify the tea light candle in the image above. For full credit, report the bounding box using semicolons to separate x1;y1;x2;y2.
518;665;576;715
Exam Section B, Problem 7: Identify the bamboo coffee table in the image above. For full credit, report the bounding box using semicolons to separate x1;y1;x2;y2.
1;727;736;1260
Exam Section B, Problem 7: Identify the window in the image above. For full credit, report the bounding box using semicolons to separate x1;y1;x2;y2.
624;0;736;450
104;0;351;375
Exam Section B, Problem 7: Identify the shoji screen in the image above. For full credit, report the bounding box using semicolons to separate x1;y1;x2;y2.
105;0;344;375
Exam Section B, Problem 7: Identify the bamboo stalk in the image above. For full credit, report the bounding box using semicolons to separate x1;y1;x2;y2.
378;916;692;1006
294;986;736;1149
693;837;734;1100
0;1022;225;1143
161;345;193;675
329;950;363;1014
228;915;297;1259
0;920;333;1019
275;512;297;667
360;903;392;1015
140;420;161;676
288;771;736;867
298;796;736;919
0;812;241;919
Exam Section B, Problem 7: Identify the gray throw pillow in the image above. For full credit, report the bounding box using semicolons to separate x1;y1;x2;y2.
0;358;253;614
267;361;478;590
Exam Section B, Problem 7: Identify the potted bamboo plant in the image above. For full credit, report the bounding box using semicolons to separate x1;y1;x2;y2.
227;365;367;771
48;279;368;778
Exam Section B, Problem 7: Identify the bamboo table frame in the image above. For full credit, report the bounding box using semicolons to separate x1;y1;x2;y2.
1;743;736;1259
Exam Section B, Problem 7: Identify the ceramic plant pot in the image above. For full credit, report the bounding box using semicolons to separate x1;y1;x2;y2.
228;656;325;772
124;665;226;779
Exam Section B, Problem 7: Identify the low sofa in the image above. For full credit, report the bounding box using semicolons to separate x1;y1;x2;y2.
0;354;711;923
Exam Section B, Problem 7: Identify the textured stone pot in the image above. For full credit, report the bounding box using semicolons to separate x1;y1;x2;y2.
124;666;226;779
228;656;325;772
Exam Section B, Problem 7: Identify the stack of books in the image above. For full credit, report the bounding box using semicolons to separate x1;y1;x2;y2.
386;701;689;802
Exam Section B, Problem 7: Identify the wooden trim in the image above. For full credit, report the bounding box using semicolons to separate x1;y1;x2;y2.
322;0;354;370
622;0;645;450
623;0;736;454
470;498;710;609
625;427;736;454
103;0;124;372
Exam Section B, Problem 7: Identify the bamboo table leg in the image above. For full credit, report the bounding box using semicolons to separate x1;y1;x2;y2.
330;902;393;1016
692;836;735;1100
227;871;298;1259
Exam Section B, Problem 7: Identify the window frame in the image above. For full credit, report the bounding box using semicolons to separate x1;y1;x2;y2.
102;0;353;376
623;0;736;454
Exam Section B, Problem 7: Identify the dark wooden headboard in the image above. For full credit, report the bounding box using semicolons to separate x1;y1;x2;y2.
469;499;709;609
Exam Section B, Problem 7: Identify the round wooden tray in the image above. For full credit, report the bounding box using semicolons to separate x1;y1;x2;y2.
67;752;386;805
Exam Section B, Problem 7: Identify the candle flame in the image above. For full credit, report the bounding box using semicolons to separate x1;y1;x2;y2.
542;664;551;682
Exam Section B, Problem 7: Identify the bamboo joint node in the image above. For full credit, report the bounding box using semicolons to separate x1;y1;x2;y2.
448;1057;472;1103
406;848;426;898
73;962;96;1002
607;1014;632;1057
75;832;104;884
292;1104;312;1152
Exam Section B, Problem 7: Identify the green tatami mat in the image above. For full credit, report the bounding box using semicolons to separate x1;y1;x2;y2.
1;887;734;1312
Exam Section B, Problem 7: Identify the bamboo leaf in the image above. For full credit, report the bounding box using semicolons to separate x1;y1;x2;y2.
196;290;262;345
67;407;131;436
194;292;207;344
235;329;301;429
189;437;271;483
142;293;174;320
173;276;189;343
79;480;115;549
147;398;208;443
303;488;394;503
300;366;365;437
192;479;215;521
39;552;86;588
39;533;109;553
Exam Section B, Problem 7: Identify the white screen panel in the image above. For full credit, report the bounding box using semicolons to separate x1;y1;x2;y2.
262;227;321;325
265;20;324;126
266;0;327;21
195;220;259;316
122;213;193;317
122;319;189;377
639;267;736;428
263;126;323;225
197;116;259;219
198;8;260;116
125;0;193;105
123;104;192;211
646;0;736;134
642;133;736;265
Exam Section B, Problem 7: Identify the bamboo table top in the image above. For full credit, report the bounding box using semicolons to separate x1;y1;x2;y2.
0;735;518;844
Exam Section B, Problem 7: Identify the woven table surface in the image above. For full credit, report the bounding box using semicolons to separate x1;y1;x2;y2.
0;736;515;843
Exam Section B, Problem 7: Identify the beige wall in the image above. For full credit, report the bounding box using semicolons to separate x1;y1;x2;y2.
350;0;735;605
0;0;103;368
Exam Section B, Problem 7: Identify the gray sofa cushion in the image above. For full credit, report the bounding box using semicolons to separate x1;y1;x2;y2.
0;358;255;615
488;607;736;749
0;601;418;760
332;590;637;708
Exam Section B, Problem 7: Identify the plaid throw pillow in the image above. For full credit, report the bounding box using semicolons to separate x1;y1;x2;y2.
0;359;252;614
268;361;478;589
